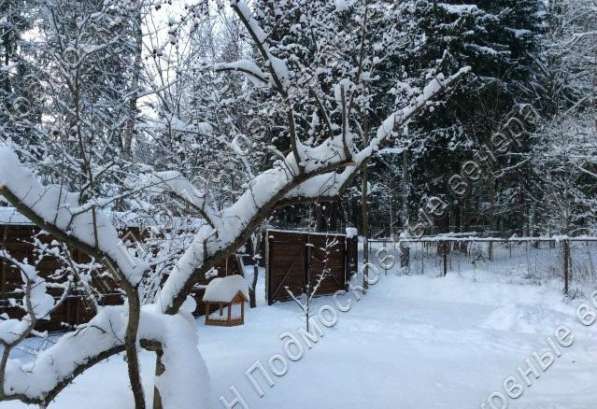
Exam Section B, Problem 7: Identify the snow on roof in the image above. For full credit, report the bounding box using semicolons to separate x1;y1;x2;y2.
203;275;249;303
0;207;33;225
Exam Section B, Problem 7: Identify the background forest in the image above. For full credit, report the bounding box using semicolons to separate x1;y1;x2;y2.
1;0;595;239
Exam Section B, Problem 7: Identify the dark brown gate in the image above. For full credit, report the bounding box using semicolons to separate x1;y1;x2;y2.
265;229;358;305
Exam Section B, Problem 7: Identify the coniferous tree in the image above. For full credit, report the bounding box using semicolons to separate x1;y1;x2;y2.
0;0;42;150
399;0;543;234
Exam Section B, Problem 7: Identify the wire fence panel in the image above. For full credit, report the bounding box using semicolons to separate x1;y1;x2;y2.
365;237;597;295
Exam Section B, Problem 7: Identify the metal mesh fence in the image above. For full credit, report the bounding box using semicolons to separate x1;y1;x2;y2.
365;238;597;295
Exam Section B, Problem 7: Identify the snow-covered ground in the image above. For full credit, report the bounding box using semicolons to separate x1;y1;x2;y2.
2;267;597;409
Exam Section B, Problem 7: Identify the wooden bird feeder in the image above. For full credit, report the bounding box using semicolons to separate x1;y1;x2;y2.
203;275;249;327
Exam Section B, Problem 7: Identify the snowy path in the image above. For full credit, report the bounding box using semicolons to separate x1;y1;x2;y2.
2;274;597;409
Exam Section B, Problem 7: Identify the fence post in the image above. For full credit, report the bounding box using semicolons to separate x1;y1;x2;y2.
439;241;448;277
563;239;570;295
400;242;410;269
383;241;388;276
305;237;312;288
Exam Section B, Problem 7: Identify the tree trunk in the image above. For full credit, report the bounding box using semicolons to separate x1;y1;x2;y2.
400;149;410;228
399;149;410;269
153;349;165;409
250;263;258;308
361;165;369;290
139;340;164;409
124;289;146;409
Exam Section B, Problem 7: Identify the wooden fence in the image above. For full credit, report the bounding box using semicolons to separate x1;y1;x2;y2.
264;229;358;305
0;220;244;331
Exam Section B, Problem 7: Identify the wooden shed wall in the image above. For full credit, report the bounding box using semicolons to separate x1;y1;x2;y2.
0;224;244;331
1;225;137;331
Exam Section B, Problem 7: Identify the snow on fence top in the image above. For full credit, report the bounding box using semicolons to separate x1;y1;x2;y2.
345;227;358;238
372;234;597;243
266;228;351;237
203;275;249;303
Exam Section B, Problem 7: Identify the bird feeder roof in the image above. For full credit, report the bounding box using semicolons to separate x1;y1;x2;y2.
203;275;249;303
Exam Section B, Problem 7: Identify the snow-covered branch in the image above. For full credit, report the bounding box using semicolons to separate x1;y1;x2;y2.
0;249;70;402
574;163;597;179
0;2;472;407
230;0;302;171
158;66;469;314
278;67;471;206
142;171;219;228
229;0;290;95
0;147;149;407
0;148;147;287
214;60;269;87
1;305;208;409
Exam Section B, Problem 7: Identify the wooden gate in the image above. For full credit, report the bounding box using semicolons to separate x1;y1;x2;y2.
265;229;358;305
